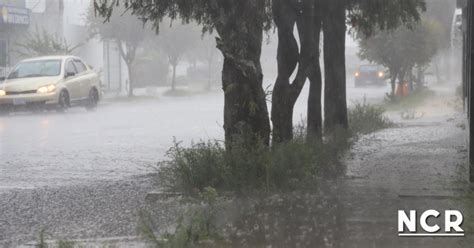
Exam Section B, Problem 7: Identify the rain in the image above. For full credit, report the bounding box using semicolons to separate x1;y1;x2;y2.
0;0;472;247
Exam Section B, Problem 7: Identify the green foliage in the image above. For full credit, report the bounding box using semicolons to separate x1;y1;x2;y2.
36;229;76;248
157;132;352;194
140;187;221;248
15;27;81;58
158;140;227;194
56;240;76;248
358;18;442;82
383;87;435;110
349;99;394;135
348;0;426;36
94;0;273;34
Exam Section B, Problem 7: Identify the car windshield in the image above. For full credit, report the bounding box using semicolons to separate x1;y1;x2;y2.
7;60;62;79
359;66;379;73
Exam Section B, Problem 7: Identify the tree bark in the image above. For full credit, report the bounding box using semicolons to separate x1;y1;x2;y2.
126;62;134;97
307;0;323;141
322;0;348;131
271;0;317;143
271;0;299;143
117;40;137;97
171;62;177;91
214;0;271;147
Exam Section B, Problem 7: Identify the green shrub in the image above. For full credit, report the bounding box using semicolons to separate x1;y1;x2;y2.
140;187;221;248
157;137;345;194
158;140;226;194
349;99;393;135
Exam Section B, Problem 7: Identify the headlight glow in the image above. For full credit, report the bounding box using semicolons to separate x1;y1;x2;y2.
355;72;360;77
0;90;5;97
378;72;384;78
37;84;56;94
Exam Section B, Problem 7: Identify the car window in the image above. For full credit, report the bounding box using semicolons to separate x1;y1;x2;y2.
7;60;62;79
73;60;87;74
66;61;77;75
359;66;378;73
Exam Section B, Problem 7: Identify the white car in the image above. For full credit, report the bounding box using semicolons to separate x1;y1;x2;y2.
0;55;101;113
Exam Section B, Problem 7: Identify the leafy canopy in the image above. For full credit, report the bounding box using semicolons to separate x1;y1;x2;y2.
93;0;273;34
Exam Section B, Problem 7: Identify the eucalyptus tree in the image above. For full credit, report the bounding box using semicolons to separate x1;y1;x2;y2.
317;0;426;131
272;0;426;141
271;0;322;143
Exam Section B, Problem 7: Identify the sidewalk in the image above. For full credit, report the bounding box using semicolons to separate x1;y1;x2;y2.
339;89;472;247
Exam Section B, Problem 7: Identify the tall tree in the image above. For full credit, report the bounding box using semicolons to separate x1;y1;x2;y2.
94;0;272;147
322;0;348;130
271;0;321;143
306;0;324;141
358;18;442;95
157;22;199;91
314;0;427;131
88;4;146;97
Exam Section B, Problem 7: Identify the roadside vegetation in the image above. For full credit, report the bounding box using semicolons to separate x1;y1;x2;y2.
138;102;392;247
382;87;435;111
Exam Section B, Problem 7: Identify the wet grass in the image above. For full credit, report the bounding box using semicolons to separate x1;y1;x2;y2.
349;99;394;135
156;133;348;195
382;87;435;111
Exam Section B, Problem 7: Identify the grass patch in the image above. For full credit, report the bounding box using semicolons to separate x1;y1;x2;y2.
140;187;221;248
349;99;394;135
36;229;76;248
383;87;435;111
157;133;349;195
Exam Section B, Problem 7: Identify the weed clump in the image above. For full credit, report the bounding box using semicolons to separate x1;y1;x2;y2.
157;136;348;194
349;99;393;135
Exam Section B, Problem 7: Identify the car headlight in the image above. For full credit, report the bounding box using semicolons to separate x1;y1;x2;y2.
355;72;360;77
37;84;56;94
0;90;5;97
378;72;384;78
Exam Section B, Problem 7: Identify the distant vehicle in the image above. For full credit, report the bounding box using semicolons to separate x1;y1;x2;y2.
354;65;386;87
0;56;101;113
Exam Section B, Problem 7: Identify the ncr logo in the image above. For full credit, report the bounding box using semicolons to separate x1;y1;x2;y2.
398;210;464;237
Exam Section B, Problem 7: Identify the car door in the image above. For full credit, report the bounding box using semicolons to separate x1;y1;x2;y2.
64;60;81;101
73;59;92;98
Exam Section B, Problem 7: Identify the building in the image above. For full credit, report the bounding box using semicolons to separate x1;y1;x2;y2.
0;0;30;75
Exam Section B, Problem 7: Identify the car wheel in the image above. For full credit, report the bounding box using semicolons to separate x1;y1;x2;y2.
85;88;99;111
57;90;69;113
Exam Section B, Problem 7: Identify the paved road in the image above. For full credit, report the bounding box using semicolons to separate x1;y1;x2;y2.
0;84;389;192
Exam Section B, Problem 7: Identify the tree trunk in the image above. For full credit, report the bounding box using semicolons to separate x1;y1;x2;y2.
272;0;318;143
126;62;134;97
271;0;299;143
171;62;177;91
307;0;323;141
322;0;348;131
214;0;271;147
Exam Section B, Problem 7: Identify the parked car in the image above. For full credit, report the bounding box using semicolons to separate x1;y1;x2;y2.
354;65;386;87
0;56;101;113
